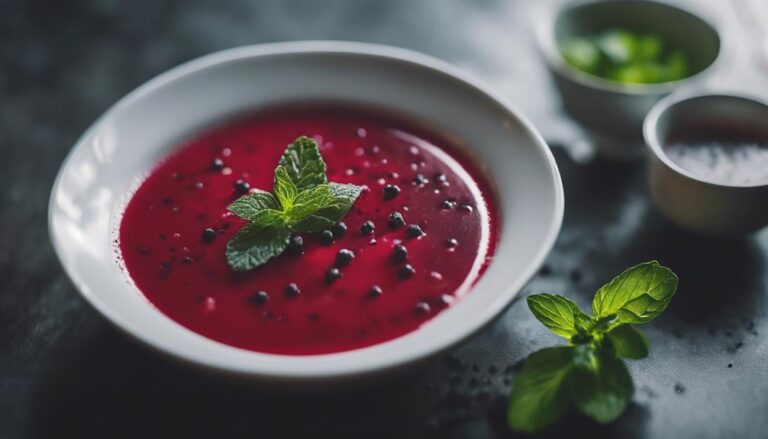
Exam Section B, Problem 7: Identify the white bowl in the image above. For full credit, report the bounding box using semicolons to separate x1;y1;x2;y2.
49;41;564;383
537;0;720;159
644;91;768;236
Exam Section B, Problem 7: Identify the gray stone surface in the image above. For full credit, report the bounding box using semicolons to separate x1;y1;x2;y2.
1;0;767;438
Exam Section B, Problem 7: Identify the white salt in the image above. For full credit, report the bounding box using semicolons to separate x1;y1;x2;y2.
665;142;768;185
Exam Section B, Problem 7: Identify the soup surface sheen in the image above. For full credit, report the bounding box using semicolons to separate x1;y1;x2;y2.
119;105;498;355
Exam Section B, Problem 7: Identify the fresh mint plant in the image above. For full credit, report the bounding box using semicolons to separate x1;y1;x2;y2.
508;261;679;432
226;136;362;271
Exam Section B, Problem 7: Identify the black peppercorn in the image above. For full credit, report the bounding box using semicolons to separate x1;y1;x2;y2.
368;285;383;299
201;228;217;243
336;249;355;267
360;220;375;235
392;244;408;263
406;224;424;239
285;283;300;297
249;290;269;305
388;211;406;229
415;301;431;314
383;184;401;200
289;235;304;253
399;264;416;279
210;158;225;170
234;179;250;195
321;230;335;245
326;267;342;284
331;221;348;237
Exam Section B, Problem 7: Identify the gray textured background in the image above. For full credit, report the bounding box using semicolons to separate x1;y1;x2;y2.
1;0;767;437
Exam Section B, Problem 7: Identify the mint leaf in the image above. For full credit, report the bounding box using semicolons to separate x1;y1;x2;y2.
228;191;284;226
508;347;574;433
228;191;279;218
225;136;362;272
252;209;284;227
527;294;592;339
292;183;362;233
225;223;291;271
285;184;331;225
273;166;298;210
508;262;679;433
569;346;633;423
592;261;678;324
278;136;327;189
606;325;648;359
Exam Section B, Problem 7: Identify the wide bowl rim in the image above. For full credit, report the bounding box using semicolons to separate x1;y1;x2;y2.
536;0;722;96
48;41;564;380
643;90;768;189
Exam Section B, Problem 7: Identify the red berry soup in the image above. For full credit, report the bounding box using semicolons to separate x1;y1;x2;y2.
119;104;499;355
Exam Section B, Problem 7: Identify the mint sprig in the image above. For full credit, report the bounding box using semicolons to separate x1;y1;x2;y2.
225;136;362;271
508;261;678;432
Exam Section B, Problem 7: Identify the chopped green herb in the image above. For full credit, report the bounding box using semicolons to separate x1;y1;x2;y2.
508;261;679;432
560;37;601;73
559;29;689;84
225;136;363;271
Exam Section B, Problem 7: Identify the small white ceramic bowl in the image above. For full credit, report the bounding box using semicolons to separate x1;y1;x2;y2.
644;91;768;236
537;0;720;159
49;42;564;383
